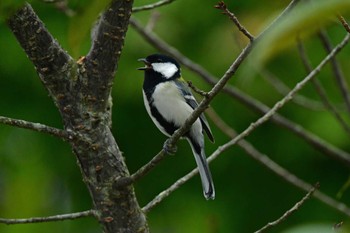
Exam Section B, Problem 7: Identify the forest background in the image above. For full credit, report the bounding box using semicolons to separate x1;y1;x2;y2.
0;0;350;232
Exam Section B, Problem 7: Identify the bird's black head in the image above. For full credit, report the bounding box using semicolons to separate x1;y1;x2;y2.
138;54;181;80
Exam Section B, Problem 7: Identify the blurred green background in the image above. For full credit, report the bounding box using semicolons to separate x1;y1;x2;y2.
0;0;350;232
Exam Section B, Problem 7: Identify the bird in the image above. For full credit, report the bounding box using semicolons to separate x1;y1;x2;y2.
138;54;215;200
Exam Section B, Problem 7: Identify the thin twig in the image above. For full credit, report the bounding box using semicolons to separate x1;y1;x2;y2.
297;39;350;136
220;33;350;159
142;33;350;212
0;210;96;225
116;149;166;187
133;0;176;13
187;81;209;97
125;2;258;186
41;0;63;2
205;108;236;138
258;0;301;38
254;184;319;233
146;11;161;32
43;0;75;17
214;1;254;41
131;15;350;167
144;108;350;217
206;108;350;218
0;116;72;141
333;221;344;230
338;15;350;33
318;30;350;114
129;0;350;186
142;165;198;213
260;69;329;111
143;121;350;216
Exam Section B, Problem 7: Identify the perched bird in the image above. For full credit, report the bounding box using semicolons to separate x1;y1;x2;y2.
138;54;215;200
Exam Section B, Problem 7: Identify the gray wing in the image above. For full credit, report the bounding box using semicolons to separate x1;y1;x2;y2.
175;80;214;143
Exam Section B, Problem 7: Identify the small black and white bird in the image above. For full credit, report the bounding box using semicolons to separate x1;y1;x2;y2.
138;54;215;200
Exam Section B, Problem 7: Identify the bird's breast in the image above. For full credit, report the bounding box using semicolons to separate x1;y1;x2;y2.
152;82;199;128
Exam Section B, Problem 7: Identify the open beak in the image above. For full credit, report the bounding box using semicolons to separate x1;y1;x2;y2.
137;58;152;70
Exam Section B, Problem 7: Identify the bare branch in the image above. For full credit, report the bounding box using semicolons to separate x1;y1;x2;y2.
146;11;161;31
0;210;96;225
42;0;75;16
221;33;350;159
214;1;254;41
206;109;350;218
143;124;350;216
144;107;350;216
338;15;350;33
333;221;344;230
297;39;350;136
116;149;167;187
0;116;71;141
83;0;134;113
142;165;198;213
142;33;350;212
318;30;350;114
205;108;236;138
126;0;260;185
239;140;350;218
224;86;350;165
240;137;350;218
7;3;74;99
254;184;319;233
259;69;329;111
131;14;350;167
133;0;176;13
258;0;301;38
187;81;209;97
8;2;149;232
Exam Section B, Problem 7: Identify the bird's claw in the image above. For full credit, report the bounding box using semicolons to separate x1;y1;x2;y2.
163;140;177;155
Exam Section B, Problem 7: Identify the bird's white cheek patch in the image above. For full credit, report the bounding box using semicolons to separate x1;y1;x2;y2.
152;62;178;79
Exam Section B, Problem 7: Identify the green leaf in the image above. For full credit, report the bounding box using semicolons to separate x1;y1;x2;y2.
68;0;110;58
250;0;350;69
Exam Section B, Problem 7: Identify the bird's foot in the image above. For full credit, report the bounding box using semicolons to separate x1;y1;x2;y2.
163;140;177;155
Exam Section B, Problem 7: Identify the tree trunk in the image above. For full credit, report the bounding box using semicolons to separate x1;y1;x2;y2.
7;2;149;232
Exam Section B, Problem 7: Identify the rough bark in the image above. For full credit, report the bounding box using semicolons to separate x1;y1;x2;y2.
7;2;149;233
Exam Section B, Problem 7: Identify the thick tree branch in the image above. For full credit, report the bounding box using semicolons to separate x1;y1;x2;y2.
0;210;95;225
83;0;134;114
8;2;149;233
7;3;75;121
7;3;72;81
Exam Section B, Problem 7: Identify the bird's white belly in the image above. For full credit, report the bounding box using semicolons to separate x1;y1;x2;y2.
144;82;202;137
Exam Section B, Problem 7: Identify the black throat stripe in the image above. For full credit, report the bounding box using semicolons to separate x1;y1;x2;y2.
149;101;178;136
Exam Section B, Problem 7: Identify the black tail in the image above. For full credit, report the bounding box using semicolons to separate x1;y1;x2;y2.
187;138;215;200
